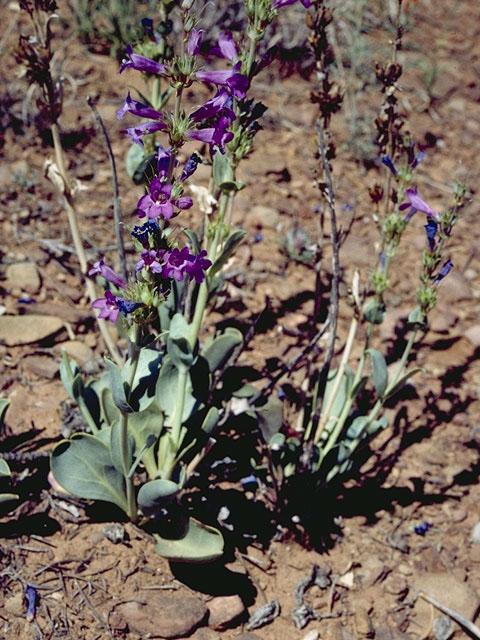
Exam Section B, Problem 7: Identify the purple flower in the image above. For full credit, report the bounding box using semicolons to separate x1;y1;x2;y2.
126;121;167;146
163;247;193;282
381;154;397;177
92;290;142;322
196;64;249;99
399;188;440;221
157;146;173;179
138;180;174;219
271;0;311;8
135;249;164;273
180;153;202;182
424;221;438;252
433;259;453;285
411;150;426;169
25;585;36;622
92;290;121;323
218;33;238;63
137;179;193;220
119;45;166;75
186;116;234;153
88;259;127;289
187;28;203;56
184;250;212;283
190;89;236;123
117;92;164;121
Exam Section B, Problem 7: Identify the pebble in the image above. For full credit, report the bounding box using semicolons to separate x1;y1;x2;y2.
54;340;94;366
116;594;207;638
0;315;64;346
464;325;480;347
22;355;59;379
358;557;386;588
250;205;280;229
303;631;320;640
193;629;221;640
5;262;41;294
411;573;479;633
471;521;480;544
206;595;246;630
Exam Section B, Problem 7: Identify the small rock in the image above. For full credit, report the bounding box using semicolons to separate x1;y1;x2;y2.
234;635;264;640
411;573;479;634
192;629;220;640
469;547;480;563
464;325;480;347
22;355;59;379
303;631;320;640
54;340;94;366
438;270;471;303
117;594;207;638
250;205;280;229
471;521;480;544
207;595;246;630
384;574;408;597
22;303;91;325
429;309;457;333
5;262;41;294
375;625;413;640
4;593;24;617
354;608;375;639
0;315;64;346
358;557;387;588
102;524;127;544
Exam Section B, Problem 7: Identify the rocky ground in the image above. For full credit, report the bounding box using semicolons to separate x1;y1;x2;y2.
1;1;480;639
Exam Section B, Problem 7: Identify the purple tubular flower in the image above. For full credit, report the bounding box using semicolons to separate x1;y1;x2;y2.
135;249;164;273
424;221;438;252
25;585;37;622
381;154;398;177
185;250;212;283
411;150;426;169
126;121;167;146
271;0;311;8
187;28;203;56
92;290;121;323
218;32;238;62
196;68;249;99
190;89;236;123
116;299;144;314
181;153;202;182
119;44;166;75
138;180;174;219
88;259;127;289
117;92;164;121
187;116;234;153
433;259;453;285
399;188;440;221
157;146;172;178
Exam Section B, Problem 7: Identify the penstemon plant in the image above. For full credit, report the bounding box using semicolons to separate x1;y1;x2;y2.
49;0;313;562
250;0;466;531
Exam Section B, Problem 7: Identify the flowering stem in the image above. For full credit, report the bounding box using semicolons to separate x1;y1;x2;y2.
120;411;137;522
189;192;228;345
50;123;123;367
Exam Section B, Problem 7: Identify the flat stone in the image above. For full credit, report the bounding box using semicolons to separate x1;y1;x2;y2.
22;355;59;379
0;315;64;346
21;302;91;325
464;325;480;347
5;262;41;295
250;205;280;229
54;340;94;366
411;573;479;634
116;594;207;638
192;629;221;640
357;557;387;588
207;595;246;630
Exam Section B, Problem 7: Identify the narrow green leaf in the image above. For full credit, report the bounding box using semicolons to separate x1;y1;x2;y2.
366;349;388;397
0;458;12;477
110;419;135;475
384;367;424;400
209;230;247;278
105;358;132;412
